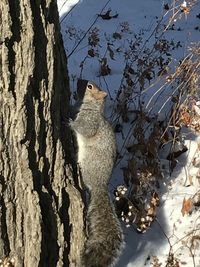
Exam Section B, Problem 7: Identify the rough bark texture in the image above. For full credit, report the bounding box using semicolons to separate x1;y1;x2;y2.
0;1;85;266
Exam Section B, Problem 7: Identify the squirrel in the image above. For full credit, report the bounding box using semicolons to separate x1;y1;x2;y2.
70;81;124;267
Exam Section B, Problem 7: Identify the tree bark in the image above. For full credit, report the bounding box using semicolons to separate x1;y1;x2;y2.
0;1;85;266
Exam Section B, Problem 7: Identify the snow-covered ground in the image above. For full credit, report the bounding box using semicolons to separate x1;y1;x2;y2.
57;0;200;266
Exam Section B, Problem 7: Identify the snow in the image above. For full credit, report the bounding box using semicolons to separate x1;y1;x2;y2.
57;0;200;266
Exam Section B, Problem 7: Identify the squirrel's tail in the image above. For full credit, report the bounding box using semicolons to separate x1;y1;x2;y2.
82;187;124;267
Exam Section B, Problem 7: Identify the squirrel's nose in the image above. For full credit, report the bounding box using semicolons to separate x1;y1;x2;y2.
102;91;107;98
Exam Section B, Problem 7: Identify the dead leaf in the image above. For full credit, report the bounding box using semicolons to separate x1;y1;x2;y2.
192;158;196;166
181;197;193;216
112;32;122;40
197;143;200;151
88;49;95;57
181;110;191;125
147;207;155;216
100;57;111;76
98;9;119;20
189;175;193;186
181;6;190;14
151;192;160;207
197;169;200;179
107;45;115;60
191;235;200;250
164;3;170;10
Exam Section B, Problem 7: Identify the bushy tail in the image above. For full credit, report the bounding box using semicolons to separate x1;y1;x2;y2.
82;188;124;267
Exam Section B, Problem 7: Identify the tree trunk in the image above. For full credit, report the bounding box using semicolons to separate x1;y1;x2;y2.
0;1;85;266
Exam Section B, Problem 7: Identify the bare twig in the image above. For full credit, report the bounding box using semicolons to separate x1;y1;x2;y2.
60;2;79;24
68;0;111;58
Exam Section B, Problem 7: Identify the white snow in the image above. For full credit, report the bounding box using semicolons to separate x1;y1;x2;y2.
57;0;200;266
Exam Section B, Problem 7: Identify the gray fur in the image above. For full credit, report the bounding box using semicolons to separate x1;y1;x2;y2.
70;81;124;267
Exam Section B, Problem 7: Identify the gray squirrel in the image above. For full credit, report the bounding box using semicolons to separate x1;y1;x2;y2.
70;81;124;267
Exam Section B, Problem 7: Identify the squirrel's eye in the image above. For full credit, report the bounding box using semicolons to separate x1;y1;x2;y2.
87;84;93;90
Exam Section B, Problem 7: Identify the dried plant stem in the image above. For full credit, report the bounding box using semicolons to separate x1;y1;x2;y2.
68;0;111;58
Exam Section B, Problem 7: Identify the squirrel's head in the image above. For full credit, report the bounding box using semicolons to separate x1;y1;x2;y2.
85;82;107;101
